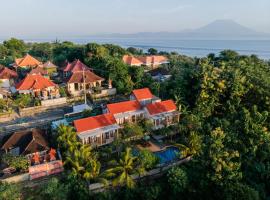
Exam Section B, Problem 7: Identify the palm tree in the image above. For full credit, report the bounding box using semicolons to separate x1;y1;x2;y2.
57;125;80;153
105;147;145;188
65;144;108;185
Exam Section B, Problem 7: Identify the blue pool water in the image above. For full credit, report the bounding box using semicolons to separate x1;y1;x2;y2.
154;147;180;164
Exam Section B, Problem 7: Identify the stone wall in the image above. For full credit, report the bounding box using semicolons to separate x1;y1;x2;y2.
90;88;117;99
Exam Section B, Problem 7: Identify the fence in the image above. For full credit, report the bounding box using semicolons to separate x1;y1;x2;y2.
41;97;67;107
90;88;117;99
1;173;29;183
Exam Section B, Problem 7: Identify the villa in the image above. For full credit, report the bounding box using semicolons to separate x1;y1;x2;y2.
145;100;180;130
13;54;42;70
74;113;120;146
130;88;161;106
67;70;104;96
0;65;18;89
62;59;90;78
106;100;145;125
62;59;104;96
123;55;169;69
16;74;60;99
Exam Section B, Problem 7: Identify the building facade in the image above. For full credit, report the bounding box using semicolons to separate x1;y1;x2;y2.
74;113;120;147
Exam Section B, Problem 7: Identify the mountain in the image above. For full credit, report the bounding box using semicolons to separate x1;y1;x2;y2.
92;20;270;39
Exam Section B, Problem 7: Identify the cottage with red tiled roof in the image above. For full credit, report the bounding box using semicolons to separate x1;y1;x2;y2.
145;100;180;130
130;88;161;106
74;113;120;146
62;59;105;96
62;59;90;78
122;55;169;69
106;100;145;124
16;74;60;99
13;54;42;69
67;70;104;97
0;65;18;89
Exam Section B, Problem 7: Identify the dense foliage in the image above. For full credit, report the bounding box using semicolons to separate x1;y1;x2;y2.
1;38;270;199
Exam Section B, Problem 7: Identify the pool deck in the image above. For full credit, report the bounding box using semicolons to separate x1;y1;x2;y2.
137;141;170;153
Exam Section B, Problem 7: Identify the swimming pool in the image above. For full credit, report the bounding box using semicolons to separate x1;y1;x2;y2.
154;146;180;164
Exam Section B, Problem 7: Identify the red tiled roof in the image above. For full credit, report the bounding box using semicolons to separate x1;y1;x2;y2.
138;56;168;65
16;74;57;91
14;54;42;67
0;65;18;79
132;88;153;101
74;113;117;133
122;55;143;66
107;100;141;115
29;66;48;76
146;100;177;115
67;70;104;84
63;59;91;72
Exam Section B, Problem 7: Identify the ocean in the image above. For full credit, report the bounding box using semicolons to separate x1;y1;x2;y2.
71;37;270;60
1;37;270;60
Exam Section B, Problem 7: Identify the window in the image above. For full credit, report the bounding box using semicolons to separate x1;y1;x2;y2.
105;132;109;139
110;131;114;137
74;83;79;91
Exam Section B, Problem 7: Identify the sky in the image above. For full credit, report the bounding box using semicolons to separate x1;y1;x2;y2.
0;0;269;38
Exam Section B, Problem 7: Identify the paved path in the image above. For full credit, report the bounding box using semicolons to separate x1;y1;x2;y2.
0;109;64;135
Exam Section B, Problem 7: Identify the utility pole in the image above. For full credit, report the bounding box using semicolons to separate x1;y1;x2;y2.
83;68;87;105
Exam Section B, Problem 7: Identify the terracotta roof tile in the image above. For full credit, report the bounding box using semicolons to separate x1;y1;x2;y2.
146;100;177;115
67;70;104;84
122;55;143;66
1;129;49;155
107;100;141;115
63;59;91;72
74;113;117;133
14;54;42;67
132;88;153;101
0;65;18;79
16;74;57;91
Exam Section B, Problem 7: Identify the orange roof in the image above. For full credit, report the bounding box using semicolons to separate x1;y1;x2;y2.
122;55;143;66
107;100;141;115
67;70;104;84
74;113;117;133
146;100;177;115
15;54;42;67
132;88;153;101
138;56;168;65
16;74;57;91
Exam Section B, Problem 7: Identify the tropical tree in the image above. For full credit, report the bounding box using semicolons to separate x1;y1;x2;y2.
57;125;79;153
0;182;21;200
14;94;32;108
39;178;68;200
64;144;107;185
106;147;145;188
167;167;188;195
